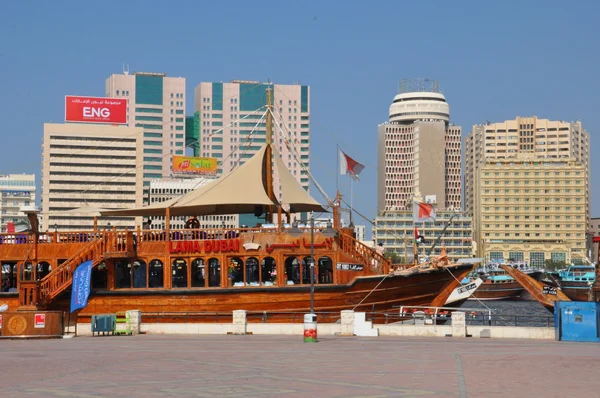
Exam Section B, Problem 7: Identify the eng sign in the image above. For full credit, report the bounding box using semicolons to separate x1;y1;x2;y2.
65;96;128;124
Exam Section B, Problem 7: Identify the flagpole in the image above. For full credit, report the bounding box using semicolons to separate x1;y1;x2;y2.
336;144;340;193
350;177;354;226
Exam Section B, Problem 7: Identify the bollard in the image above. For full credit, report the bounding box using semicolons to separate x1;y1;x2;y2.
303;313;317;342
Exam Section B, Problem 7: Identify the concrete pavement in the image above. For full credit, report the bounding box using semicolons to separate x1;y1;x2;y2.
1;335;599;397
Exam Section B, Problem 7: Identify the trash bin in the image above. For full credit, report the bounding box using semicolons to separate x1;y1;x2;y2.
303;313;317;343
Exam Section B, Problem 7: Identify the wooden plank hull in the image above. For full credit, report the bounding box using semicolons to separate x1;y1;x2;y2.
470;281;523;301
561;284;592;302
45;264;473;323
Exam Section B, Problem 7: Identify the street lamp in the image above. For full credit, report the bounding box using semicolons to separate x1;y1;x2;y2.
309;217;315;314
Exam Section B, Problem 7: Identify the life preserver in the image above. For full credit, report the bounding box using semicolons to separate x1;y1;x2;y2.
185;217;200;229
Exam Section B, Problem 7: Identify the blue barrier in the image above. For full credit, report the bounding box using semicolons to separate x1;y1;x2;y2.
554;301;600;342
91;314;116;336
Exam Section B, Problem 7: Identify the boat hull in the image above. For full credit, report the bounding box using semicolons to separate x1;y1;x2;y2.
469;280;523;301
45;264;473;323
561;283;592;302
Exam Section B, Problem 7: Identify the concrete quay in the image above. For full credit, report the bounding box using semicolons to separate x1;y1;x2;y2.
1;335;599;397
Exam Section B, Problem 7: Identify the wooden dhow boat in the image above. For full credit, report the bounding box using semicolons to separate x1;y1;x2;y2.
0;88;475;323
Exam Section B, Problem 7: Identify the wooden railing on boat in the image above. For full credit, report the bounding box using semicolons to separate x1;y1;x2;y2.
34;235;107;308
337;232;390;273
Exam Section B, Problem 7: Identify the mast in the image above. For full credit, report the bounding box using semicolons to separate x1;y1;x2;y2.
264;83;275;223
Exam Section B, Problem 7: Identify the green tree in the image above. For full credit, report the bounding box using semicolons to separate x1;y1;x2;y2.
545;259;567;271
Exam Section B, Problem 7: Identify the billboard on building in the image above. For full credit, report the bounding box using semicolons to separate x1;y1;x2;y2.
65;96;128;124
172;156;218;175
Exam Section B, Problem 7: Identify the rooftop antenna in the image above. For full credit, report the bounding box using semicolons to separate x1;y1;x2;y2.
123;63;129;76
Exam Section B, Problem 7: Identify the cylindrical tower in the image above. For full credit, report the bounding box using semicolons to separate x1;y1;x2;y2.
389;78;449;125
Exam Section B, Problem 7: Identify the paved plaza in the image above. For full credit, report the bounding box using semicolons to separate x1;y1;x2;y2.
1;334;599;397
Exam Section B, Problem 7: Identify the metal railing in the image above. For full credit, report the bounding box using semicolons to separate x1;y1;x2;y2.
139;309;554;327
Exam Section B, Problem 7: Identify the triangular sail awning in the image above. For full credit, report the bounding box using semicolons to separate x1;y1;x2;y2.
273;148;326;213
61;204;123;217
101;146;276;217
101;144;327;218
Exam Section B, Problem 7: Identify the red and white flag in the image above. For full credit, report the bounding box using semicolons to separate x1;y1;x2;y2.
339;148;365;181
414;227;425;244
413;201;437;223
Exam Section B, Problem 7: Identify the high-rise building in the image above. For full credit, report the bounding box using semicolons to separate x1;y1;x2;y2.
193;80;310;193
41;123;143;231
464;116;590;219
105;72;186;201
0;174;36;233
474;155;587;264
377;79;461;212
148;177;238;230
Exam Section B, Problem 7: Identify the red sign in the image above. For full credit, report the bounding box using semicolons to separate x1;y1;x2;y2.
65;96;128;124
34;313;46;329
0;314;2;329
169;239;240;254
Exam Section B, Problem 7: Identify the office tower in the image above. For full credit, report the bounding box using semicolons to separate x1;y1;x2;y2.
474;155;587;264
41;123;143;231
105;72;186;200
374;79;466;261
193;80;310;193
377;78;461;213
0;174;36;232
464;117;590;218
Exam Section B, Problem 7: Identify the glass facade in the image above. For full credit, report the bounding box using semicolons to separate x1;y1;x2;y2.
212;82;223;111
240;83;269;111
135;75;164;105
301;85;309;112
185;112;200;157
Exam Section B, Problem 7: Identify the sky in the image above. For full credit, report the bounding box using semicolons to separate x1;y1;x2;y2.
1;0;599;229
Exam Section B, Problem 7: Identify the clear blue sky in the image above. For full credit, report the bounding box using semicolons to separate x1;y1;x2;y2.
1;0;599;226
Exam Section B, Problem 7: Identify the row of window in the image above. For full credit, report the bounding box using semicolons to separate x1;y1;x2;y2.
100;256;335;289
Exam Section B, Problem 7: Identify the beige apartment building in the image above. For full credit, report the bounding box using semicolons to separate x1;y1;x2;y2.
105;72;186;201
377;79;461;212
194;81;311;193
0;174;36;233
374;210;473;263
465;116;590;220
474;155;587;265
41;123;144;231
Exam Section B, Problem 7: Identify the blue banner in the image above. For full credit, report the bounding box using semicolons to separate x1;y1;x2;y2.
70;260;93;313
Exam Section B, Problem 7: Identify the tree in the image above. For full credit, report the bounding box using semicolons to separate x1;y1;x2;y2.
545;259;567;271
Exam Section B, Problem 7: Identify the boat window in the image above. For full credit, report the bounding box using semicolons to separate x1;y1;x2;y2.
261;257;276;286
116;261;131;288
302;257;315;284
245;257;259;286
208;258;220;287
192;258;205;287
229;257;244;285
285;257;300;285
149;259;164;288
172;258;188;288
36;261;51;280
318;257;333;284
92;262;108;289
20;262;34;282
133;260;147;288
1;262;18;292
